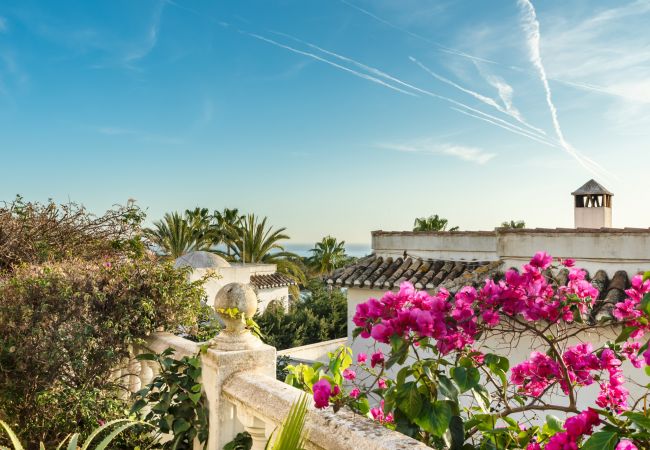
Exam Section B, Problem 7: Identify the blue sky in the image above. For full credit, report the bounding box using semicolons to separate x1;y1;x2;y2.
1;0;649;244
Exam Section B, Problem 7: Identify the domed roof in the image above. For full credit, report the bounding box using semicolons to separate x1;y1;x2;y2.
174;251;231;269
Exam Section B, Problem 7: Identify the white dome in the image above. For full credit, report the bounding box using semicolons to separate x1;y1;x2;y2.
174;251;231;269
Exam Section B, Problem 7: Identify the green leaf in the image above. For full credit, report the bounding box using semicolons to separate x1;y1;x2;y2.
65;435;79;450
623;412;650;430
615;326;636;343
449;415;465;450
189;391;202;404
451;367;480;393
472;385;490;413
414;401;451;437
173;418;191;435
580;431;618;450
642;293;650;316
0;419;26;450
438;374;459;401
545;415;564;434
397;382;422;419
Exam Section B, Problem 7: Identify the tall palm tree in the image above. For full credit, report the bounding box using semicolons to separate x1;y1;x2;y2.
413;214;459;232
144;211;213;259
213;208;243;258
226;214;306;289
308;236;348;275
500;220;526;229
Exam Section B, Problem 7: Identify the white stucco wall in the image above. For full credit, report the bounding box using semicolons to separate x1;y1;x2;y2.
185;263;285;314
575;207;612;228
497;230;650;276
279;338;348;364
257;286;289;312
372;231;498;261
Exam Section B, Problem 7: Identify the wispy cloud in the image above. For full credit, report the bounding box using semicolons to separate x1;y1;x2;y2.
123;0;165;66
0;16;8;33
94;126;183;145
379;140;496;165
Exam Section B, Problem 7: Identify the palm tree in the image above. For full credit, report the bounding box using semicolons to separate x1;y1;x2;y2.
144;211;213;259
308;236;348;275
413;214;459;232
226;214;306;289
500;220;526;229
213;208;243;258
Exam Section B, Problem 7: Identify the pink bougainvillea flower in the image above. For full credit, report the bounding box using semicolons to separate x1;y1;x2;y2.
371;350;385;368
357;353;367;364
342;369;356;381
644;348;650;366
377;379;387;389
616;440;638;450
349;388;360;399
312;379;332;409
562;258;576;267
525;441;541;450
530;251;553;269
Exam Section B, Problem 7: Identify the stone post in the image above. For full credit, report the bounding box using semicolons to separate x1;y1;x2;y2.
202;283;276;450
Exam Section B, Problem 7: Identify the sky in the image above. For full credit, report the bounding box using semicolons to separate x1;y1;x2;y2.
1;0;650;245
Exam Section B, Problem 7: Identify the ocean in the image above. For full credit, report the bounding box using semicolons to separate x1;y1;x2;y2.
284;243;372;258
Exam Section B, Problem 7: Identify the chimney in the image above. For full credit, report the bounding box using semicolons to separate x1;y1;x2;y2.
571;179;613;228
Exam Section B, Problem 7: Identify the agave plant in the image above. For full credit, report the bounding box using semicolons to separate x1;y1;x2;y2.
0;419;150;450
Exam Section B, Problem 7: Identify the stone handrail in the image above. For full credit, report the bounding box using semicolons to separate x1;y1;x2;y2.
223;371;430;450
118;282;429;450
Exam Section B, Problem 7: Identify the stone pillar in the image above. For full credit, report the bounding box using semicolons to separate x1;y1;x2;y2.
201;283;276;450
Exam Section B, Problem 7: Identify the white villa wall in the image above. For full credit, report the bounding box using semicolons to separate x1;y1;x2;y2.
497;229;650;276
372;231;498;261
186;263;283;313
257;286;289;312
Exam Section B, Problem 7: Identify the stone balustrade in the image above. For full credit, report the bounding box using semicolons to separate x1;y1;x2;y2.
118;282;429;450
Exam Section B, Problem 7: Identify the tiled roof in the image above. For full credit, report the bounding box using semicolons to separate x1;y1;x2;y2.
572;179;613;196
250;273;296;289
326;256;636;323
325;255;501;291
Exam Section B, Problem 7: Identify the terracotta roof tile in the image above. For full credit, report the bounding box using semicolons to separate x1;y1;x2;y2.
325;255;497;291
250;273;296;289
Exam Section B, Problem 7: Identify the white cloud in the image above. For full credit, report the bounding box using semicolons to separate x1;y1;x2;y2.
0;17;7;33
379;140;496;165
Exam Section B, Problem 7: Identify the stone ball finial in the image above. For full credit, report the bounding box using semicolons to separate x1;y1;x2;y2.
211;283;261;350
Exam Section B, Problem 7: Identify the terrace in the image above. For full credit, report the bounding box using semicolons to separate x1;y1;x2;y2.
121;283;428;450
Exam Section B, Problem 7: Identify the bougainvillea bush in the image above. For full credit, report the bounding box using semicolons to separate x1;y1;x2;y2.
286;253;650;449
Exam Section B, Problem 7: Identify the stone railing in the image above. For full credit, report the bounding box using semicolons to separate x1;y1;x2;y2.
119;282;429;450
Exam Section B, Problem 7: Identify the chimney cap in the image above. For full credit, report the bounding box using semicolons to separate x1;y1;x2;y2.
571;179;613;196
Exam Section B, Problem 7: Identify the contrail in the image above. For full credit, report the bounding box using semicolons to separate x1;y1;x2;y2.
452;108;559;149
341;0;617;101
410;56;547;137
339;0;499;66
266;30;548;143
165;0;592;159
518;0;612;178
246;33;417;97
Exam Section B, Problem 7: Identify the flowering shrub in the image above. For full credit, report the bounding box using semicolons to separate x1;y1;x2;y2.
286;253;650;449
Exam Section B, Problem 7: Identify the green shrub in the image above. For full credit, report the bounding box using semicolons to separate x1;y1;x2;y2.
0;196;146;272
256;278;347;350
131;347;209;449
0;257;206;447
